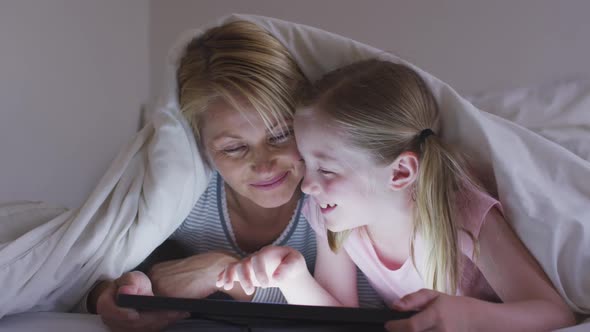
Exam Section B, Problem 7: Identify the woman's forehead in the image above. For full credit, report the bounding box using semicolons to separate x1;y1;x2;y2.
202;100;290;140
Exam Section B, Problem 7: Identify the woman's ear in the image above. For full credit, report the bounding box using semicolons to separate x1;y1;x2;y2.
388;151;419;191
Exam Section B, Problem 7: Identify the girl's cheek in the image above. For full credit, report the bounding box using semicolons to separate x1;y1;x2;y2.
320;179;335;196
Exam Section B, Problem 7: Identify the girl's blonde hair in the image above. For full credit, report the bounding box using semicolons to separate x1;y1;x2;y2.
301;59;480;294
177;20;307;142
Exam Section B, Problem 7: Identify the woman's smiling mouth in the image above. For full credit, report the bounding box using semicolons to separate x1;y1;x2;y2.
250;172;289;190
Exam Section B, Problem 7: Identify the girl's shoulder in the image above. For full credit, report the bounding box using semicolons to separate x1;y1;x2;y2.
455;183;503;239
301;195;326;235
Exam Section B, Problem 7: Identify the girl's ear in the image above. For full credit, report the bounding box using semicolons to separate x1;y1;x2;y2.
388;151;419;191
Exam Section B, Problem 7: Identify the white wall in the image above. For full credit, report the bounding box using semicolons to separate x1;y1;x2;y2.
0;1;149;208
2;1;589;209
149;0;590;99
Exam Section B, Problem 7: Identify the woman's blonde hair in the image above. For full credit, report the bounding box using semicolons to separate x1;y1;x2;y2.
177;20;307;142
300;59;481;294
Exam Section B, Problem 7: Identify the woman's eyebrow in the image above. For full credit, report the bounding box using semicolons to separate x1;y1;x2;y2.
211;132;242;144
266;120;293;133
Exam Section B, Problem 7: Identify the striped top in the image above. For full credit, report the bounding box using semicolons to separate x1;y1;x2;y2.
171;172;383;307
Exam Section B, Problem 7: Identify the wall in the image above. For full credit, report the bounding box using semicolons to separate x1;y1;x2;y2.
2;1;589;208
0;0;150;208
149;0;590;100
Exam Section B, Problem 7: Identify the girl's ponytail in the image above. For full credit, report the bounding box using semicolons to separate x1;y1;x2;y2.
414;132;480;293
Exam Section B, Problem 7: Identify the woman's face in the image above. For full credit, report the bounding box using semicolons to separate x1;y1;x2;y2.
200;99;304;208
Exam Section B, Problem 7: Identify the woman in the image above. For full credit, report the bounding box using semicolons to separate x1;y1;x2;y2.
84;20;380;332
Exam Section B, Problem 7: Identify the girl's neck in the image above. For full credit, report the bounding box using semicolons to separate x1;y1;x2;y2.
366;201;415;269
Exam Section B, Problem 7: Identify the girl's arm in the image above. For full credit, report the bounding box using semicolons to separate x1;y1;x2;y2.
280;234;358;306
387;207;576;332
308;233;358;307
217;237;358;307
471;207;575;330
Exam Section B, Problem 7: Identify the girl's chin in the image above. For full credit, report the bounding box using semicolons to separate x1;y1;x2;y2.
325;222;351;233
325;218;363;233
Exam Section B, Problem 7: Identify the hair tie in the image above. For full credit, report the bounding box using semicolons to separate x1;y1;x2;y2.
418;128;435;142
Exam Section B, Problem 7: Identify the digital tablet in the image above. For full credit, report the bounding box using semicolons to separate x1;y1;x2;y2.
116;294;414;329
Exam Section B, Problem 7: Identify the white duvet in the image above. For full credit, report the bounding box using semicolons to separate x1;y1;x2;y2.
0;14;588;318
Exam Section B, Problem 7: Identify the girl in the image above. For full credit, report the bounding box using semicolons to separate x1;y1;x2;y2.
217;59;575;331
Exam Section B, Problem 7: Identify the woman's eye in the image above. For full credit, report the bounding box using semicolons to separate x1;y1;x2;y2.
269;130;292;144
318;168;334;175
223;146;246;154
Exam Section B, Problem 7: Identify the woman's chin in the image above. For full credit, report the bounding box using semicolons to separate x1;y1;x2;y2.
249;187;300;209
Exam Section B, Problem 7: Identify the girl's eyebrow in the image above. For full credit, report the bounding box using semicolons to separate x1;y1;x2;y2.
312;151;337;162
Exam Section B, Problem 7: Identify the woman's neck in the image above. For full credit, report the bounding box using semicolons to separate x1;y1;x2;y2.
225;184;301;227
366;201;415;269
225;184;301;253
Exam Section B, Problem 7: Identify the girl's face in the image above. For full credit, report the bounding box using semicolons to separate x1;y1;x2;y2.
294;111;406;232
201;99;304;208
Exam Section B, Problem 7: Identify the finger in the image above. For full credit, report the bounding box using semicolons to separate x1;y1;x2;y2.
254;246;292;284
97;282;141;321
236;259;255;295
216;266;237;289
215;269;226;288
103;290;190;327
272;250;304;282
251;254;270;287
115;271;153;296
100;275;189;331
221;263;237;291
385;307;437;332
393;289;438;311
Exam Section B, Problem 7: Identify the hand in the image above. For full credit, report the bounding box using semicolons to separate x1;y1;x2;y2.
93;271;189;332
385;289;475;332
148;251;239;299
216;245;307;295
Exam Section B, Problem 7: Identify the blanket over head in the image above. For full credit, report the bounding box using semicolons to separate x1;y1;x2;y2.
0;14;588;317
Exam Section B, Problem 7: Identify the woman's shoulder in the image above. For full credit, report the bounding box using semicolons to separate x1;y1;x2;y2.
180;172;222;222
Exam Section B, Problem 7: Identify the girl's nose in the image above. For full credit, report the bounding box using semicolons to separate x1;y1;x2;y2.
301;175;320;196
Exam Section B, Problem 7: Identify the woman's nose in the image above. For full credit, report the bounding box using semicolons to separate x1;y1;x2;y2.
251;149;276;174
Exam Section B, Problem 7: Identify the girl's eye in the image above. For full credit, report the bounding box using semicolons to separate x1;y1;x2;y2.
318;168;334;175
269;130;292;144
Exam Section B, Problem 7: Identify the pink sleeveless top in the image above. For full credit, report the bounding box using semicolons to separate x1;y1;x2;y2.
303;187;502;306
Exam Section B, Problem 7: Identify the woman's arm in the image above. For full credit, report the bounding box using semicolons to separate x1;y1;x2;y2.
149;251;252;301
